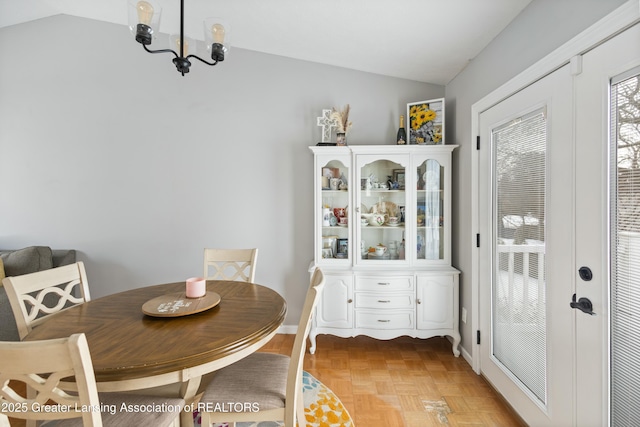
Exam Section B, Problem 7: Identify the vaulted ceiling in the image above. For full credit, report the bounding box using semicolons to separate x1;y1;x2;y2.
0;0;532;85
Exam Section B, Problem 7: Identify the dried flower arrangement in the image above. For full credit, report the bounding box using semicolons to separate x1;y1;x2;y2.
330;104;352;134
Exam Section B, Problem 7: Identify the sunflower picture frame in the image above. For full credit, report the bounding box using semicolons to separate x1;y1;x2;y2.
407;98;445;145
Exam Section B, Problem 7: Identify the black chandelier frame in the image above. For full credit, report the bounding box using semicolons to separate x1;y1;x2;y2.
134;0;225;75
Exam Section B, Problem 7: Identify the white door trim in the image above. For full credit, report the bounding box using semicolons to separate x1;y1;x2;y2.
470;0;640;374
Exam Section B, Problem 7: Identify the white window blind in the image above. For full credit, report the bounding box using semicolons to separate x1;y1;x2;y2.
611;70;640;426
492;108;547;404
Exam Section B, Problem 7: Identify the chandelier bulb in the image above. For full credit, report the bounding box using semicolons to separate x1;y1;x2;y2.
136;1;154;26
211;23;226;44
175;38;189;56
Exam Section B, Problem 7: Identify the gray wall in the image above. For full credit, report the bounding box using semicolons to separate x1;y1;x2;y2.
3;0;626;346
446;0;627;354
0;15;442;326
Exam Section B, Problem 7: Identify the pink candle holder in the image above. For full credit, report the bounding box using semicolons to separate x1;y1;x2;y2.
185;277;206;298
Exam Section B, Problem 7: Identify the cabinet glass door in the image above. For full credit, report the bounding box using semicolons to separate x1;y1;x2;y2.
416;158;444;260
319;159;350;264
357;156;407;264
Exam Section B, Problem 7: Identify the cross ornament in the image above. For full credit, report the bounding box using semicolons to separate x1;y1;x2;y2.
316;109;339;142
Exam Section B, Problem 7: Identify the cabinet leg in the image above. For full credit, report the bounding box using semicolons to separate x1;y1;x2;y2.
451;332;461;357
309;330;317;354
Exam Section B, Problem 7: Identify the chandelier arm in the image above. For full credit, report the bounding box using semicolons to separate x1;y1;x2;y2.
143;44;179;58
186;54;219;67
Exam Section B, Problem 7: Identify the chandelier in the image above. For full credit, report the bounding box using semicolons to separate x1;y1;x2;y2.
128;0;230;76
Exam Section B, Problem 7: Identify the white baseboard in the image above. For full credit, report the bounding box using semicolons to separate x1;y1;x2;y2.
460;345;473;369
277;324;298;334
445;336;474;371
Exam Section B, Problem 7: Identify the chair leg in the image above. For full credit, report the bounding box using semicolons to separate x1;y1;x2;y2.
199;410;209;426
200;416;236;427
296;391;306;427
26;385;36;427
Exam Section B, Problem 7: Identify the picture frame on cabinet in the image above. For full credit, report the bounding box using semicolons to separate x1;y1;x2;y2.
322;167;339;179
337;238;348;257
392;169;405;189
406;98;444;145
321;248;333;259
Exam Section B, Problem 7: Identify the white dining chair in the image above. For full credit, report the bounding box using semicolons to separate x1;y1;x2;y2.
198;267;325;427
0;333;184;427
203;248;258;283
2;261;91;340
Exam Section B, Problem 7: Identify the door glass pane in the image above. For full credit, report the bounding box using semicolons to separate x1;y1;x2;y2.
492;108;547;404
359;159;406;261
320;160;349;261
611;71;640;426
417;159;443;260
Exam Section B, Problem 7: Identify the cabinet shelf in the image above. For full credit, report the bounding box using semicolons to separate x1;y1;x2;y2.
361;189;405;194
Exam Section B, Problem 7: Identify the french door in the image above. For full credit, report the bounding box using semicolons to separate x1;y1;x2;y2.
478;22;640;426
574;24;640;427
479;63;575;426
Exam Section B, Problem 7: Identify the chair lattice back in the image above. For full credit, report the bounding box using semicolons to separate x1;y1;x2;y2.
2;262;91;340
203;249;258;283
0;333;103;426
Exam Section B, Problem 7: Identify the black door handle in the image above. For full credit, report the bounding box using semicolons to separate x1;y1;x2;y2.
570;293;595;315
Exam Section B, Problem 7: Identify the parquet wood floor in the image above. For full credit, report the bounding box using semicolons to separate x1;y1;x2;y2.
260;334;526;427
7;334;526;427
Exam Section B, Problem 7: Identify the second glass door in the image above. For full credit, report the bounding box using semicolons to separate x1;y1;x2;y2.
357;155;407;264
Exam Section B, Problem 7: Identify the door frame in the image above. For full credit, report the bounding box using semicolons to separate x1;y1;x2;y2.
469;0;640;391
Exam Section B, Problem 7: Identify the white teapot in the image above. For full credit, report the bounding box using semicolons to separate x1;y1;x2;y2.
374;244;387;256
362;213;387;226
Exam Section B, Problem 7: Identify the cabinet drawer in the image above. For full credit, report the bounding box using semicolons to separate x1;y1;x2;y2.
355;311;414;329
355;276;414;292
355;293;413;309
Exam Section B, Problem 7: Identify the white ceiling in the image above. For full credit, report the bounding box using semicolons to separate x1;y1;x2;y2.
0;0;532;85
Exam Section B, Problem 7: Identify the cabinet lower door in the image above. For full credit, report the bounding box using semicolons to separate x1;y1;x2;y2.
416;275;454;330
316;274;353;328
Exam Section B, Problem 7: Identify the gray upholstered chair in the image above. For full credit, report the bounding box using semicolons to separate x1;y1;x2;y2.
203;248;258;283
0;333;184;427
198;267;325;427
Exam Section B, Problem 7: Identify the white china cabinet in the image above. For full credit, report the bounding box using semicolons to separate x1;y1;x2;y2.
309;145;460;356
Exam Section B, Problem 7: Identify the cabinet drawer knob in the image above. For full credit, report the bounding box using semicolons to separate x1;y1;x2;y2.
377;282;390;286
347;298;353;303
378;300;390;303
416;299;422;304
377;319;391;323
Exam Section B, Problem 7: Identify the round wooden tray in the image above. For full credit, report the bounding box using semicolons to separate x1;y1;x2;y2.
142;291;221;317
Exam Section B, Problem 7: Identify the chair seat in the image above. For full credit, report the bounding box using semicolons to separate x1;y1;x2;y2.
199;268;325;427
45;393;185;427
201;352;290;411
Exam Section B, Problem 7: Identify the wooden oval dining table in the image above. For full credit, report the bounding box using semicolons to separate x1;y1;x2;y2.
24;280;287;427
